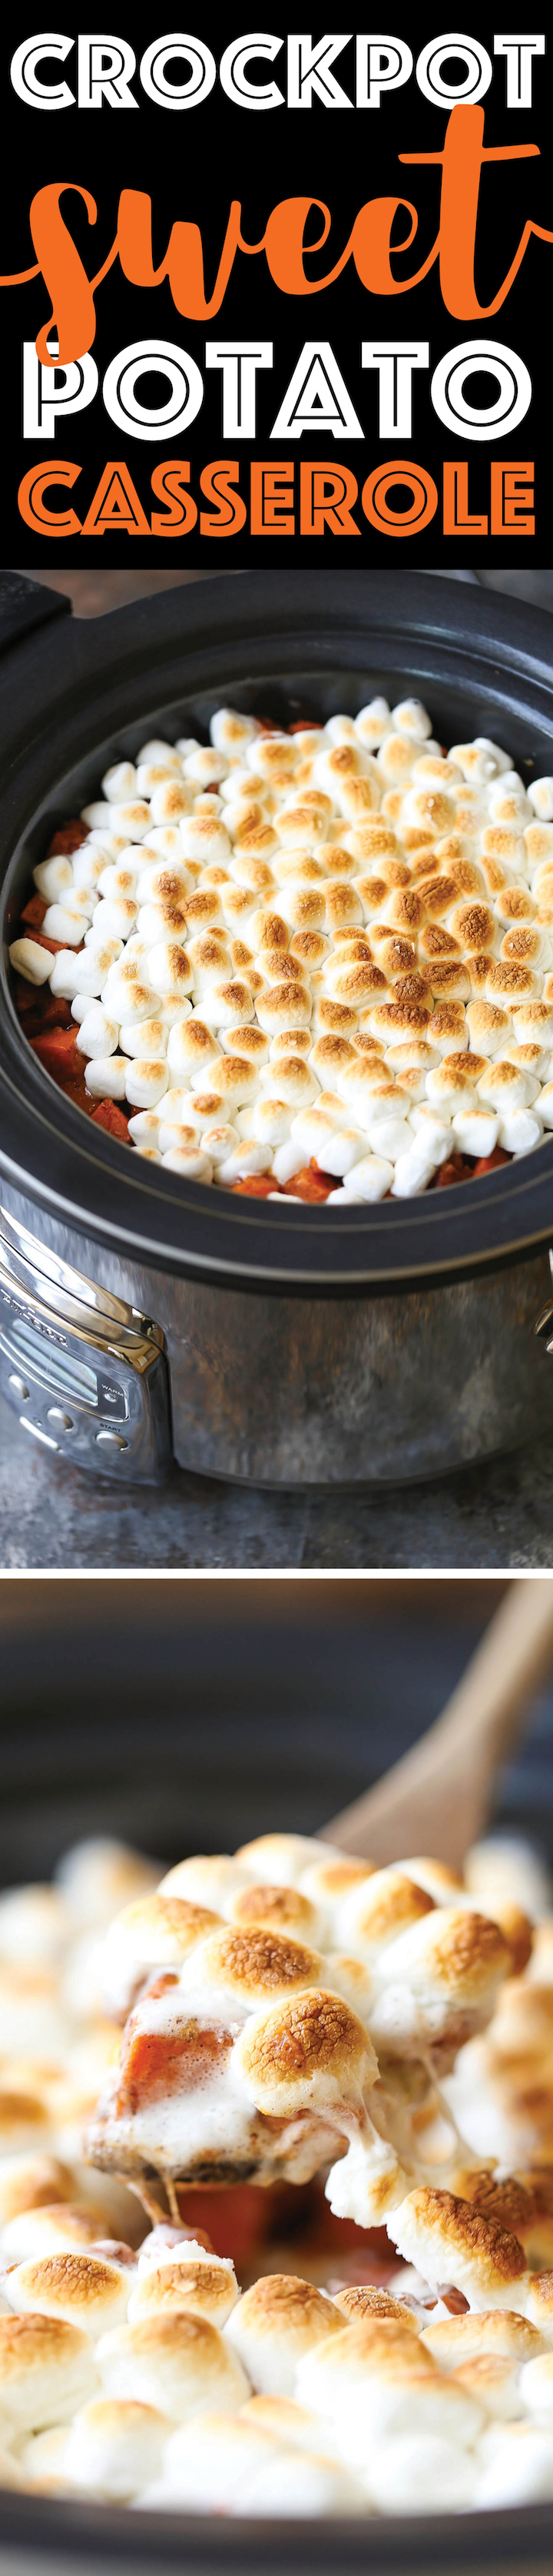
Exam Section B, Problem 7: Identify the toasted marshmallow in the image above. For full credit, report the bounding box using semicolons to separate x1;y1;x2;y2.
0;2312;96;2431
60;2395;170;2499
83;1055;128;1100
389;2188;528;2310
128;2252;238;2329
0;2205;111;2265
5;2252;129;2341
96;2311;249;2418
225;2276;345;2397
421;2310;543;2368
296;2319;482;2465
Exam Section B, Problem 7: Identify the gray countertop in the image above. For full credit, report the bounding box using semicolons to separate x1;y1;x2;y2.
2;1384;551;1569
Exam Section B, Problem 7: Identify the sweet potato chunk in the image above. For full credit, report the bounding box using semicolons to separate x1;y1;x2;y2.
232;1176;278;1198
118;2020;235;2115
31;1027;81;1078
91;1100;130;1141
282;1162;333;1203
48;821;89;856
473;1147;510;1176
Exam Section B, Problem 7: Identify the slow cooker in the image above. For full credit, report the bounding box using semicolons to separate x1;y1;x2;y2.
2;567;553;1489
0;1594;551;2574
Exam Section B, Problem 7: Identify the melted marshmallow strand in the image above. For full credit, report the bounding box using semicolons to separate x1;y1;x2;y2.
10;706;553;1205
2;1828;553;2520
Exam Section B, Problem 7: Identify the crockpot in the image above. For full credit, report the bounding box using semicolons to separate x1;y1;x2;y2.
2;567;553;1489
0;1598;551;2574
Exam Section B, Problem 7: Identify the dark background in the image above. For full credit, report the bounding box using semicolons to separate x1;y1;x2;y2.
2;1574;553;1885
2;15;551;566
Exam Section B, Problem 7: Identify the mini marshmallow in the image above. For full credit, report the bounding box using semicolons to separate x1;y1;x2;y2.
75;1008;119;1061
119;1020;167;1061
145;942;194;998
5;2252;129;2341
9;938;52;986
97;865;141;903
163;1148;213;1180
194;1054;259;1107
409;1107;452;1162
529;778;553;822
391;1152;436;1197
58;2396;170;2501
128;2256;238;2329
124;1061;168;1110
451;1108;499;1157
0;2311;96;2431
342;1154;393;1201
32;855;75;900
41;905;88;948
476;2422;553;2507
478;1060;536;1112
389;2189;528;2312
226;2276;346;2396
497;1108;542;1154
84;1057;128;1100
86;898;137;944
217;1142;271;1183
96;2312;249;2419
52;944;121;1001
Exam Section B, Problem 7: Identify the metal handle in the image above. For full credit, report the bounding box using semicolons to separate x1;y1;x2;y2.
534;1247;553;1350
0;1209;163;1378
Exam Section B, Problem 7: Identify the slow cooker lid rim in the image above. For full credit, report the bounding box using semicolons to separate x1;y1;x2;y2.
3;569;553;730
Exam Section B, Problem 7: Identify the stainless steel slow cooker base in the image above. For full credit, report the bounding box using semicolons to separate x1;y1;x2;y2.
1;1184;552;1486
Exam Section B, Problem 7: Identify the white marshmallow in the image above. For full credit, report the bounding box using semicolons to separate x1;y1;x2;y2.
497;1107;542;1154
391;1152;437;1197
75;1007;119;1060
124;1061;168;1110
51;944;121;1001
343;1154;393;1201
119;1021;167;1061
42;905;88;948
32;855;74;900
87;900;137;945
217;1143;272;1183
84;1057;128;1100
8;938;52;986
529;778;553;822
101;763;137;805
451;1109;499;1158
61;2396;170;2500
162;1149;213;1180
145;943;194;998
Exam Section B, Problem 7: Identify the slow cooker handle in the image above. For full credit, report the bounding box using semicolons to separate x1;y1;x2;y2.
535;1294;553;1352
0;573;71;659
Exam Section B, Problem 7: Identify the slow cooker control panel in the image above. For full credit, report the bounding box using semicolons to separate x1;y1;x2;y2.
0;1209;171;1482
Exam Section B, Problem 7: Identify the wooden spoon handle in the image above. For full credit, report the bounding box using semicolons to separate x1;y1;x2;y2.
324;1579;553;1870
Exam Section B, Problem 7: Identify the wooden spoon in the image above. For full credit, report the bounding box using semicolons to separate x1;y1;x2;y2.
324;1578;553;1871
